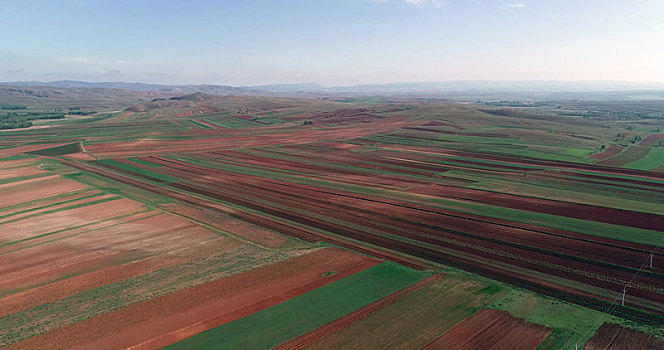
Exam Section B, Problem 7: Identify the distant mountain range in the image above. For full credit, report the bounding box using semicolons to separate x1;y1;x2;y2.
2;80;664;100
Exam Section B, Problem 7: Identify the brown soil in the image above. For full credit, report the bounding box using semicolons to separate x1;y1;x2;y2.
7;248;378;350
422;309;552;350
0;198;144;243
0;175;88;209
0;212;232;316
60;149;664;316
64;152;97;161
0;166;46;180
409;185;664;231
84;117;417;157
0;189;99;217
585;323;664;350
640;134;664;147
0;193;117;225
160;202;288;248
590;144;624;160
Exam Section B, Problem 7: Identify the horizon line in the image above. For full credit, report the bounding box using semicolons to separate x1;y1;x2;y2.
3;79;664;88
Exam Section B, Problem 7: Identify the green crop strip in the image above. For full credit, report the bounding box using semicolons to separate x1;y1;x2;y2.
428;197;664;247
167;262;429;350
0;172;52;185
95;159;180;183
0;189;92;212
63;171;174;206
572;170;664;186
128;157;163;168
189;119;213;129
0;196;121;228
0;154;37;161
0;192;106;220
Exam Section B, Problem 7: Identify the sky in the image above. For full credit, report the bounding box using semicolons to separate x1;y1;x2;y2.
1;0;663;86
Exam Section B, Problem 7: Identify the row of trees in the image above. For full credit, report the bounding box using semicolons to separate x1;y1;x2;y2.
0;121;32;129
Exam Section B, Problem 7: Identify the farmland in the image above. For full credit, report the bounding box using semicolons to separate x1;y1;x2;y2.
2;90;664;348
422;308;552;349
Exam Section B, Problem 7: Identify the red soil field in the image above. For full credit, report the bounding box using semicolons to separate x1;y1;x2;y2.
0;166;46;180
403;126;511;138
0;189;100;217
640;134;664;147
410;185;664;231
422;309;552;350
0;143;66;158
273;273;446;350
0;212;233;316
1;175;90;210
73;154;664;313
59;158;431;270
84;117;417;157
381;144;664;181
0;193;117;225
0;174;59;190
591;144;624;160
0;198;144;243
585;323;664;350
0;157;37;168
64;152;97;161
159;202;288;248
192;119;217;129
7;248;378;350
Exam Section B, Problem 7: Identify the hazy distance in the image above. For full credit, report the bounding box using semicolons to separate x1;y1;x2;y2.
1;0;663;86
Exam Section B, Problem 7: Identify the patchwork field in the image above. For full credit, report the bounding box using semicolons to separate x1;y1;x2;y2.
2;93;664;348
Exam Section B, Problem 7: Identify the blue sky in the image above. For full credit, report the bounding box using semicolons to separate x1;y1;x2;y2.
1;0;663;85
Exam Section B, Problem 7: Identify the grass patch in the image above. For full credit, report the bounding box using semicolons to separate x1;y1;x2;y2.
128;157;163;168
624;147;664;170
0;172;51;185
28;143;80;156
95;159;180;183
0;154;37;162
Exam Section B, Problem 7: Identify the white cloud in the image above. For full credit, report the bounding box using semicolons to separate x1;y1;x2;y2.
62;56;90;63
501;3;525;8
60;56;132;66
372;0;449;8
404;0;449;7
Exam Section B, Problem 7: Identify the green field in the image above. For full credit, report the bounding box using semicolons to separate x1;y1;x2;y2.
625;147;664;170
